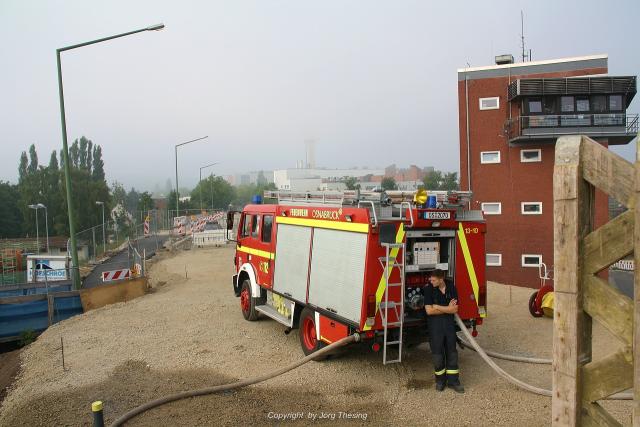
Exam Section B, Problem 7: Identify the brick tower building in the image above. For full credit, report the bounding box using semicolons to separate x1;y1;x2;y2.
457;54;637;287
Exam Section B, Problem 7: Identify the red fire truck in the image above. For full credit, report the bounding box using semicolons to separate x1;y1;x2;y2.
227;190;486;364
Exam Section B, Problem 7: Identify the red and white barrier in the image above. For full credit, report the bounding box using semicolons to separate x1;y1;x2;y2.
102;269;131;282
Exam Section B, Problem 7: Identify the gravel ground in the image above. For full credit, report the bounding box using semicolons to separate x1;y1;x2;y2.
0;246;632;426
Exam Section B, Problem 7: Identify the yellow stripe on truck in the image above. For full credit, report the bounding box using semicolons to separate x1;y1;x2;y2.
364;223;405;331
236;246;275;260
456;223;484;317
276;216;369;233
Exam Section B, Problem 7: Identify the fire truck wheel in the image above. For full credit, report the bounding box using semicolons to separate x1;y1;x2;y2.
240;280;259;321
299;307;326;358
528;291;543;318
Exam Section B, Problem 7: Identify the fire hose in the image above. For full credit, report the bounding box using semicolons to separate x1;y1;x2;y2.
454;314;632;400
110;316;631;425
108;334;360;427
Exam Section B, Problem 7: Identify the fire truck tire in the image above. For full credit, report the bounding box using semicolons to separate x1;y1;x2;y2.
240;280;259;321
299;307;326;359
528;291;543;318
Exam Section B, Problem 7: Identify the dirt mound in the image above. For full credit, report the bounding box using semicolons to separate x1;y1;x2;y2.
0;349;21;406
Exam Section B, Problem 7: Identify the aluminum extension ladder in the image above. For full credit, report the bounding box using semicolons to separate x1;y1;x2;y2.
379;242;405;364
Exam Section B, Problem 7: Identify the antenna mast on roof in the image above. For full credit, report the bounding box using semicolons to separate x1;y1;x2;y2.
520;10;530;62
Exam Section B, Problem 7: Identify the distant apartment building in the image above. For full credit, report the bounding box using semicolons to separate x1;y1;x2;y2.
225;171;274;186
458;54;637;287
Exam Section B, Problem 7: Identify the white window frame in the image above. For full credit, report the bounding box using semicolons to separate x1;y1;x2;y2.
520;149;542;163
479;96;500;110
521;202;543;215
480;151;501;164
481;202;502;215
486;253;502;266
522;254;542;268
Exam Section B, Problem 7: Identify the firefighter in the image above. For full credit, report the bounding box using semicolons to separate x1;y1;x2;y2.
424;269;464;393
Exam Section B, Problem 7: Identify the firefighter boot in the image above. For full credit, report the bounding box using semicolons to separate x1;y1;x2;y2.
446;372;464;393
433;354;446;391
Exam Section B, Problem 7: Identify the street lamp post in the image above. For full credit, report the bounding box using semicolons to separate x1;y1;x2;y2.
175;136;208;216
96;201;106;254
199;162;219;211
57;23;164;289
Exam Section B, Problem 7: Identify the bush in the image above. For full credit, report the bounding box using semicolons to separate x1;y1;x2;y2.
18;329;37;347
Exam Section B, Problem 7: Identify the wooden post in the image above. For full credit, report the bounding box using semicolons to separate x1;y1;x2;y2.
552;136;592;425
47;294;54;326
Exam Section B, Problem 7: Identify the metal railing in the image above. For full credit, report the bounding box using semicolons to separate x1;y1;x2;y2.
0;267;78;289
505;113;639;140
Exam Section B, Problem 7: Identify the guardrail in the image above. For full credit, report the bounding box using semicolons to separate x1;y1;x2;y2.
505;113;639;140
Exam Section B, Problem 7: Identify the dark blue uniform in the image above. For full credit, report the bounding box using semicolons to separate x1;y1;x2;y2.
423;280;460;387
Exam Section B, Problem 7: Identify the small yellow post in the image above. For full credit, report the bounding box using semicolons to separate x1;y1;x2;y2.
92;401;104;427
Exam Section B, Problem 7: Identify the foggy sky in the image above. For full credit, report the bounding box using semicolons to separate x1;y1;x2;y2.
1;0;638;192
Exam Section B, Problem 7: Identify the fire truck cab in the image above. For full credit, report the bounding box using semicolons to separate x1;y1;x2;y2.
228;190;486;364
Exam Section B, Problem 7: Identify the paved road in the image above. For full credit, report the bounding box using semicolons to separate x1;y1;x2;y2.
83;234;169;288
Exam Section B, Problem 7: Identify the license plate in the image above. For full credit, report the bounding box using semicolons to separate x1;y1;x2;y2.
425;211;450;220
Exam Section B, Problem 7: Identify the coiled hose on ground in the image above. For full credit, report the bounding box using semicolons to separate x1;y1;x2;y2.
111;318;631;425
109;334;360;427
454;314;632;400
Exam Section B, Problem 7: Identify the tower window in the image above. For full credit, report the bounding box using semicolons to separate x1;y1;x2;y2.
479;97;500;110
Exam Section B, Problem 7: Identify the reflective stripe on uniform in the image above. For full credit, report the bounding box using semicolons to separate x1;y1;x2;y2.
434;368;446;376
236;245;275;260
446;369;459;374
363;223;405;331
456;223;484;317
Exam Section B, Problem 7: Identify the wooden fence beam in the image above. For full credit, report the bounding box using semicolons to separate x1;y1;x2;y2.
582;402;623;427
582;135;635;209
583;275;633;346
583;210;634;275
581;347;633;403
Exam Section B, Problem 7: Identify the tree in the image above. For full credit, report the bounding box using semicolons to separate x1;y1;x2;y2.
441;172;459;191
0;182;22;238
28;144;38;174
91;145;105;181
69;139;79;168
343;176;360;190
111;182;127;208
423;170;443;190
192;175;236;210
381;177;397;191
422;170;459;191
125;188;140;213
233;182;276;208
139;192;154;213
18;152;28;184
79;137;88;170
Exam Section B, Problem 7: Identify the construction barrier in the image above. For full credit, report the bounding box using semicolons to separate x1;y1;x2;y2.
102;269;131;282
192;230;227;247
172;212;225;237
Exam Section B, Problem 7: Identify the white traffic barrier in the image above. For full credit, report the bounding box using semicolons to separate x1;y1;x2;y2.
102;269;131;282
192;230;227;247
